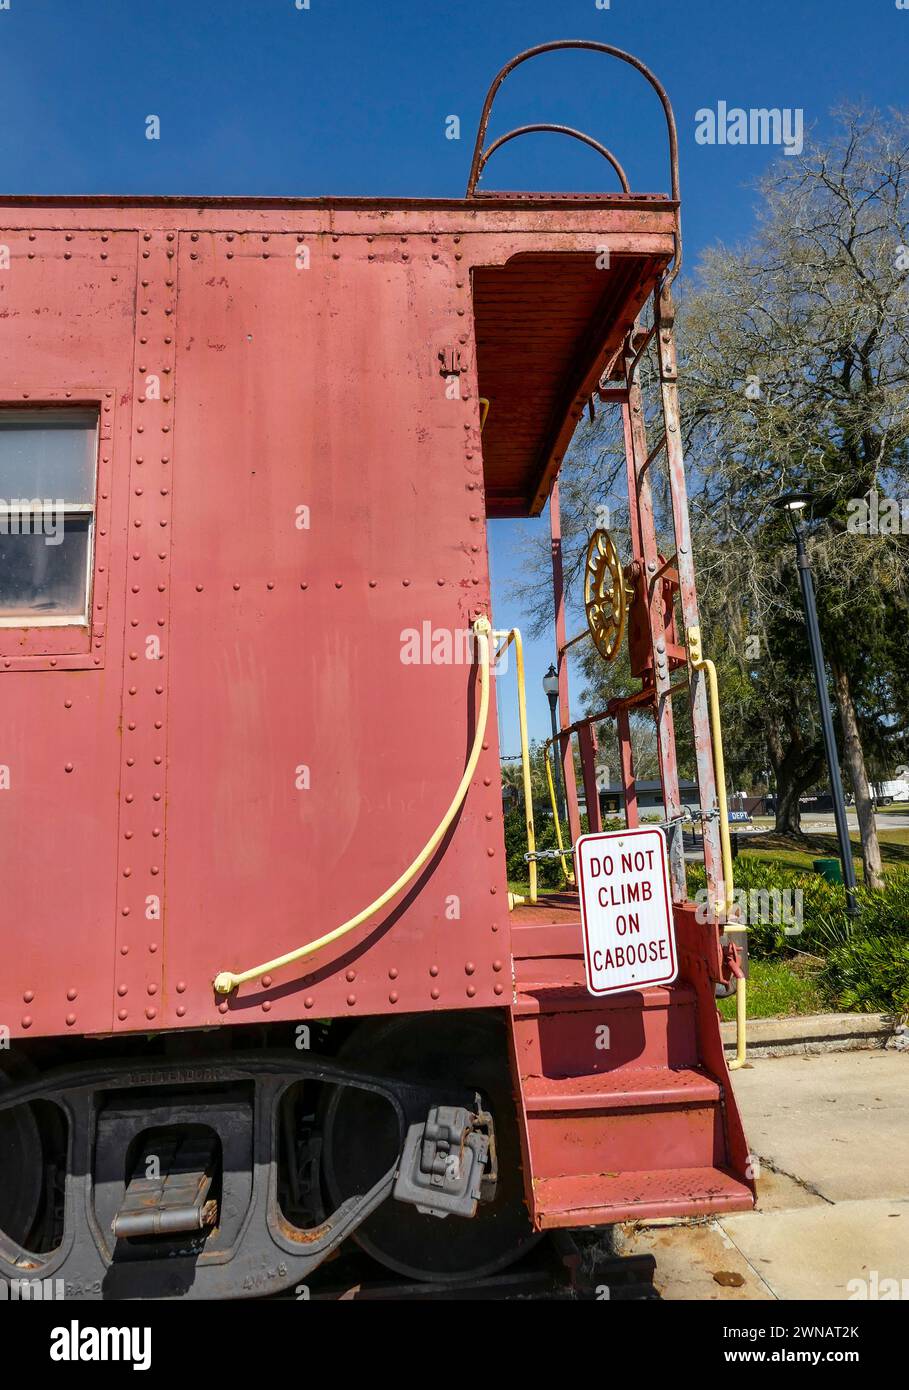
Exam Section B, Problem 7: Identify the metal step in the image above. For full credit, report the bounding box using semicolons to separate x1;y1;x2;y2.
532;1166;754;1229
112;1130;219;1239
521;1064;721;1113
512;982;700;1073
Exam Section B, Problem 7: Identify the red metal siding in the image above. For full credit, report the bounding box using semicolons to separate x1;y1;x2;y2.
0;230;139;1037
0;216;512;1037
161;229;505;1027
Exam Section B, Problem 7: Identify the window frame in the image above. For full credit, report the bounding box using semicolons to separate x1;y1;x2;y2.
0;391;114;669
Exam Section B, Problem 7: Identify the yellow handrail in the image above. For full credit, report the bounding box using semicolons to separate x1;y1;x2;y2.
687;625;746;1069
543;736;575;884
213;616;493;995
493;628;537;906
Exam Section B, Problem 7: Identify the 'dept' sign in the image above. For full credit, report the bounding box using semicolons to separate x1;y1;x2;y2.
575;826;677;997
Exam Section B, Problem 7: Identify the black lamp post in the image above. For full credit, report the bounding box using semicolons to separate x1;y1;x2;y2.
542;664;567;826
774;493;859;914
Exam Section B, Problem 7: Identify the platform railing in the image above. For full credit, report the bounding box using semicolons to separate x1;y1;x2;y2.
465;39;682;286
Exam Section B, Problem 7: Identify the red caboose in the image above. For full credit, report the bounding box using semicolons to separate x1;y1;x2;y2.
0;43;753;1298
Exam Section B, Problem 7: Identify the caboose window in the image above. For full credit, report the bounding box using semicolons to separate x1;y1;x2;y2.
0;408;98;625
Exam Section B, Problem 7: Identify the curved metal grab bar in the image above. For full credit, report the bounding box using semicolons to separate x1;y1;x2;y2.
475;123;631;195
213;617;493;995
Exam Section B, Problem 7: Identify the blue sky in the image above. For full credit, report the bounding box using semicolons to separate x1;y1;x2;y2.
1;0;907;749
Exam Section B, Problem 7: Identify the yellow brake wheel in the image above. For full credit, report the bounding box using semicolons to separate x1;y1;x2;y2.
584;528;626;662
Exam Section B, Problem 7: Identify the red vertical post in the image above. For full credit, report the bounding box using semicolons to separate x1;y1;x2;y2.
617;707;640;829
622;359;686;900
550;479;582;847
656;286;724;910
578;722;602;834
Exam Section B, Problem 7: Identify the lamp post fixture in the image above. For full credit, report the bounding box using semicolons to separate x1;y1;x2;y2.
774;493;859;915
542;664;567;827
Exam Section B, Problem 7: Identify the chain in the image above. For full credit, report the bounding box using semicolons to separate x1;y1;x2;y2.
523;807;726;861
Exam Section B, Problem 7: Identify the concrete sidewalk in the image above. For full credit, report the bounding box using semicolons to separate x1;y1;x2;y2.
621;1050;908;1300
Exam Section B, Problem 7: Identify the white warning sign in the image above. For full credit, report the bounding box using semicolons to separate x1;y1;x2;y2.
575;826;677;997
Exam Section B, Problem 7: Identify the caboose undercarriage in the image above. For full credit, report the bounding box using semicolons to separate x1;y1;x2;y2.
1;1014;534;1297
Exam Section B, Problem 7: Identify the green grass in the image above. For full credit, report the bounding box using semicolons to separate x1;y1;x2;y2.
738;827;909;877
717;958;824;1020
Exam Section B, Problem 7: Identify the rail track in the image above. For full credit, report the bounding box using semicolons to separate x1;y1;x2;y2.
293;1234;660;1301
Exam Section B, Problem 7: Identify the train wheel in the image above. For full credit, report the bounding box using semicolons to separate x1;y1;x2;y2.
320;1012;541;1283
0;1063;44;1249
